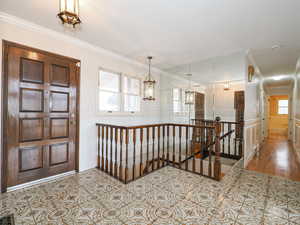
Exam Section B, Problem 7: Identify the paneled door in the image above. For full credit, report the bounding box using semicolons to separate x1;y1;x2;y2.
195;92;205;120
2;41;80;191
234;91;245;138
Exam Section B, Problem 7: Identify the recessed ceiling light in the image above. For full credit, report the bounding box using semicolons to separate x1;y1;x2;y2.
271;45;281;50
273;76;283;81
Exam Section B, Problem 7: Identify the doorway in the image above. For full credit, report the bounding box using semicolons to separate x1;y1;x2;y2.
1;41;80;192
268;95;289;138
247;94;300;181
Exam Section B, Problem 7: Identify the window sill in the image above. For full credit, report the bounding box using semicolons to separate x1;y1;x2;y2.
173;112;189;117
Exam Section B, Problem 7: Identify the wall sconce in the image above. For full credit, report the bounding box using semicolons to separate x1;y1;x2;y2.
248;65;255;82
58;0;81;27
224;81;230;91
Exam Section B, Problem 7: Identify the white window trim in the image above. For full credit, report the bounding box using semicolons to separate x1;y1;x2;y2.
278;100;289;115
173;87;188;116
98;68;142;116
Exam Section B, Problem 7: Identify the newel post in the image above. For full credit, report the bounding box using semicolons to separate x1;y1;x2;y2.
238;121;244;157
214;116;222;181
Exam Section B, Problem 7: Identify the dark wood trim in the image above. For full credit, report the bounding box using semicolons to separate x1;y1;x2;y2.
96;123;215;130
1;41;9;192
75;62;80;172
1;40;81;192
2;40;80;63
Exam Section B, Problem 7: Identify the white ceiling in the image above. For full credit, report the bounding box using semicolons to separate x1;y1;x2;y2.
251;46;300;91
251;47;300;77
263;75;294;93
1;0;300;82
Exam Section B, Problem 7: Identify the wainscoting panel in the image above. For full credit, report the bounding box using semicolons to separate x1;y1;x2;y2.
244;119;261;167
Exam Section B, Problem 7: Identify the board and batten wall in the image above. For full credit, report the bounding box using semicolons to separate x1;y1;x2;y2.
0;14;164;173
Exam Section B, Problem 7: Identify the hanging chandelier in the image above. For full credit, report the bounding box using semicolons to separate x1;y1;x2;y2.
58;0;81;27
143;56;156;101
185;66;195;105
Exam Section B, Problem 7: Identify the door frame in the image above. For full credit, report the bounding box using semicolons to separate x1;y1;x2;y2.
1;40;81;192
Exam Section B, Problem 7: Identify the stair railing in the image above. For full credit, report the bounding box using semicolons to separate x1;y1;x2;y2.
96;117;224;184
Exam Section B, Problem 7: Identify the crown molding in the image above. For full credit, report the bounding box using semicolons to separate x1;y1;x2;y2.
0;12;204;86
0;12;175;76
207;79;245;85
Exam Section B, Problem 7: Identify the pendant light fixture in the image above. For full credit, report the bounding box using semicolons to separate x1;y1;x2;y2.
58;0;81;28
185;65;195;105
143;56;156;101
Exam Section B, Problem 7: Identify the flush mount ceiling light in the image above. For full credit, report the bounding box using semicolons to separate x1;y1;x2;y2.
273;75;284;81
271;45;281;50
58;0;81;28
143;56;156;101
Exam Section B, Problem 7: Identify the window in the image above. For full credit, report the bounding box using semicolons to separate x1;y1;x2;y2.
99;70;121;112
123;76;140;112
278;100;288;115
99;70;141;113
173;88;188;113
173;88;181;113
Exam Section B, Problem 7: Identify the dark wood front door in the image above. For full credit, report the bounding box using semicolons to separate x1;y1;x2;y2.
2;41;80;191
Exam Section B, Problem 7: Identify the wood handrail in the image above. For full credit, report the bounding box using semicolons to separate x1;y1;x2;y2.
179;129;235;165
96;117;244;184
96;122;215;130
191;118;242;125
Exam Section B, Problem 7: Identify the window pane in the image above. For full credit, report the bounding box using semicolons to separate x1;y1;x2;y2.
99;70;120;92
278;100;288;107
99;91;120;111
124;76;140;95
173;101;181;113
173;88;180;101
124;94;140;112
278;107;288;115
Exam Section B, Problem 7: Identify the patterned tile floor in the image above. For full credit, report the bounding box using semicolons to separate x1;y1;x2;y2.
0;165;300;225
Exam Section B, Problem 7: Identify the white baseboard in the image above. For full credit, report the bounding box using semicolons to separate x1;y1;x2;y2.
7;171;76;192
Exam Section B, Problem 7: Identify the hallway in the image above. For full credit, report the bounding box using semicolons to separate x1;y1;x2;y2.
247;134;300;181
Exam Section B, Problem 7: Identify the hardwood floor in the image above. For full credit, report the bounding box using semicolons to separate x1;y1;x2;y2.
247;134;300;181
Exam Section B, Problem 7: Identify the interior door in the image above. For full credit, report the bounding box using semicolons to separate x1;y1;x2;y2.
193;92;205;158
2;41;80;190
195;92;205;120
234;91;245;138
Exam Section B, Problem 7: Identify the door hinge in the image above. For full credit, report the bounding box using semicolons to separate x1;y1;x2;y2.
76;62;81;67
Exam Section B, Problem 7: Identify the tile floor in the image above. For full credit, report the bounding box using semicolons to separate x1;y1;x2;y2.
0;165;299;225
